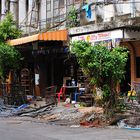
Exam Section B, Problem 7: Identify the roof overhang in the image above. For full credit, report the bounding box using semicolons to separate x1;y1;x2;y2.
39;29;67;41
8;34;39;46
8;29;68;46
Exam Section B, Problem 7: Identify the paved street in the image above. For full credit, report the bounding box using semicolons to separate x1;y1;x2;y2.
0;118;139;140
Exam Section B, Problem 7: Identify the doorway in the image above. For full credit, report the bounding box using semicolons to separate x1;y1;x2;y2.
120;54;131;94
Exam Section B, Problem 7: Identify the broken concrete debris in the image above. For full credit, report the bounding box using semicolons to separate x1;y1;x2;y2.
0;97;140;129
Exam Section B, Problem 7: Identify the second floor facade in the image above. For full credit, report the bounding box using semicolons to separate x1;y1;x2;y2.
0;0;140;35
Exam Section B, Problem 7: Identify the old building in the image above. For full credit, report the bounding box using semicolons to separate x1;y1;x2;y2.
0;0;82;96
1;0;140;94
69;0;140;93
0;0;81;34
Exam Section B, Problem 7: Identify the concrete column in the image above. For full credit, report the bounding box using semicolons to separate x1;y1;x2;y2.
27;0;33;33
19;0;26;31
51;0;54;24
28;0;33;23
40;0;46;30
10;0;18;23
1;0;6;19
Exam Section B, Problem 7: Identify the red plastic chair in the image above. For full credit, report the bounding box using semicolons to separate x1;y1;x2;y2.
57;86;66;103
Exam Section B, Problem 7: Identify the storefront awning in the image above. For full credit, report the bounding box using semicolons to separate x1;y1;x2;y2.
8;34;39;46
38;29;67;41
8;29;68;46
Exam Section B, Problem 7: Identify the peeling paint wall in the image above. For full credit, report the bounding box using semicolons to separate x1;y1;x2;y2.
0;0;140;34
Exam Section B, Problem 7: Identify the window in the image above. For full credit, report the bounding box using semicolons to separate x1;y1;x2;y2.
54;0;59;9
53;0;66;24
136;57;140;78
47;3;51;11
54;9;59;17
46;0;51;25
30;0;40;27
59;0;64;7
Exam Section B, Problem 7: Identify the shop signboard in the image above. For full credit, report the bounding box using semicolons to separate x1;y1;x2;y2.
71;30;123;49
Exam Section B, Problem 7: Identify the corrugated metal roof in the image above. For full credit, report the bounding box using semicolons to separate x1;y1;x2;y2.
8;29;68;46
38;29;67;41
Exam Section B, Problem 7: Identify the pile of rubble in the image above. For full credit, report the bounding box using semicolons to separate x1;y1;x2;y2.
0;96;140;129
0;97;105;127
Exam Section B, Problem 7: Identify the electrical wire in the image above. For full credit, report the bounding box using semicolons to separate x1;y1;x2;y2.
17;0;140;31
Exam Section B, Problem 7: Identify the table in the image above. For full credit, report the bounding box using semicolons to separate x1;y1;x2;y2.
62;86;78;101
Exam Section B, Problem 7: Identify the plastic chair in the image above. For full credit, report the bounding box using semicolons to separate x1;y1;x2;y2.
74;88;85;102
57;86;66;103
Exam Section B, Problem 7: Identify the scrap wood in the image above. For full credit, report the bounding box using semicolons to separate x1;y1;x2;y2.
78;107;103;114
41;114;60;121
14;103;54;116
20;106;53;117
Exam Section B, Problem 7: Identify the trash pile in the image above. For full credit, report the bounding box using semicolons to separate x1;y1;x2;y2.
118;117;140;130
0;96;140;129
0;98;55;118
0;97;105;127
37;107;84;125
117;102;140;130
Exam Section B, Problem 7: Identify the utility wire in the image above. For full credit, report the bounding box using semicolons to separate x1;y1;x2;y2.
18;0;140;32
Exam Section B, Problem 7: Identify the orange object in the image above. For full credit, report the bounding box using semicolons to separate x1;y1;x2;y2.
39;29;67;41
8;34;39;46
8;29;68;46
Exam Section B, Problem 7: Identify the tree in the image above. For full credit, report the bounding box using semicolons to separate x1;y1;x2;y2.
66;6;80;28
0;13;22;42
0;13;22;80
0;43;22;79
71;41;129;110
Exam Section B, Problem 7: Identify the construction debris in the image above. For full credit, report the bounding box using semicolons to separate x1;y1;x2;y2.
0;96;140;129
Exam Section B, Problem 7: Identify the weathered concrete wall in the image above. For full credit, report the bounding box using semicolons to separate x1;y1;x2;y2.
19;0;26;31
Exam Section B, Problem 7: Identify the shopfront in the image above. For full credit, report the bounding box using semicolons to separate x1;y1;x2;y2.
8;29;73;97
70;28;140;93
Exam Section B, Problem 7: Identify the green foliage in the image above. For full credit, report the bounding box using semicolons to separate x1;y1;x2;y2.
102;84;111;100
71;40;129;107
0;13;22;42
0;13;23;80
0;43;22;79
66;6;80;28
